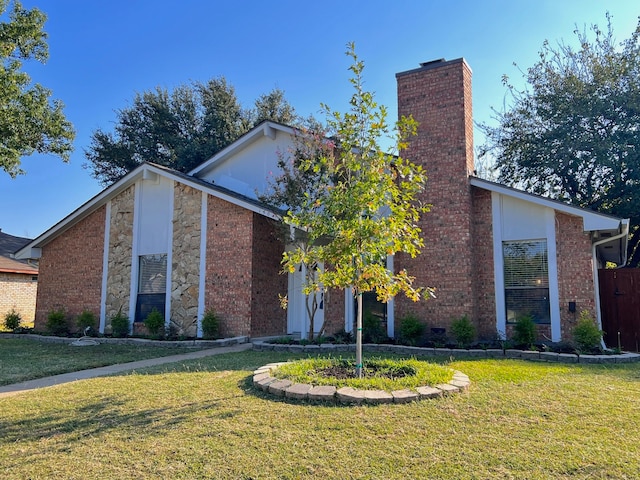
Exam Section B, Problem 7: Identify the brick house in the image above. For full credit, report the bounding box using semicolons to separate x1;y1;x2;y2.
16;58;628;343
0;230;38;323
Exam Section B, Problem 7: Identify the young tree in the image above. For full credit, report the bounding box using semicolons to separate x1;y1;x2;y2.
479;15;640;266
260;123;334;341
280;43;433;377
84;80;298;186
0;1;75;177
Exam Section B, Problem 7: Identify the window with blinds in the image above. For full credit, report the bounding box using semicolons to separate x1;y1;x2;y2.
503;240;550;324
136;254;167;323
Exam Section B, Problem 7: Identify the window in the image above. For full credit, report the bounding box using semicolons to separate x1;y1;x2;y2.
503;240;550;324
135;254;167;323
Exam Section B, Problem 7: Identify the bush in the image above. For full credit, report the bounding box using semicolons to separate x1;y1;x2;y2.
201;309;219;339
512;314;536;347
573;310;603;353
331;329;354;344
363;310;388;343
451;315;475;347
110;310;130;338
3;308;21;331
76;310;97;335
398;315;426;346
46;308;69;336
144;308;165;338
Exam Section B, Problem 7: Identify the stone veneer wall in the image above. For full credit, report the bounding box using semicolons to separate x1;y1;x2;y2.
105;186;135;324
35;206;106;331
555;212;596;339
0;272;37;323
170;183;201;337
205;195;253;337
249;214;287;337
471;187;496;339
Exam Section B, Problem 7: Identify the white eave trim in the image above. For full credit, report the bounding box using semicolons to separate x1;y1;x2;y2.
470;177;624;232
188;121;295;177
14;162;280;260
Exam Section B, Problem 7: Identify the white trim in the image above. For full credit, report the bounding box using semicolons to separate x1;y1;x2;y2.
386;255;395;338
470;177;623;232
545;208;561;341
99;200;111;333
14;162;280;260
345;289;354;333
197;191;208;338
128;182;142;333
165;181;175;329
491;192;506;339
188;121;295;176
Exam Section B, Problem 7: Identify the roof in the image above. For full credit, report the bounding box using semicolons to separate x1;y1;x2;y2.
15;161;282;260
0;230;31;257
0;230;38;274
0;255;38;274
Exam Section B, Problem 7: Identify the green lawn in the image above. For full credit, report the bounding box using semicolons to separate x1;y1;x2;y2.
0;338;202;386
0;349;639;479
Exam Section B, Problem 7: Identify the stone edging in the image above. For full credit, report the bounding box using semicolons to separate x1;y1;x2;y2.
0;333;249;348
252;341;640;364
252;362;470;405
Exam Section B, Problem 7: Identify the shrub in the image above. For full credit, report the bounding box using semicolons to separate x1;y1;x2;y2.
398;315;426;346
573;310;603;353
201;309;219;339
3;308;21;331
144;308;165;338
512;314;536;347
363;310;387;344
331;329;354;344
110;310;130;338
76;310;97;335
46;308;69;336
451;315;475;347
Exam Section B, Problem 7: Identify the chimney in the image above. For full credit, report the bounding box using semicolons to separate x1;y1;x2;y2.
394;58;475;329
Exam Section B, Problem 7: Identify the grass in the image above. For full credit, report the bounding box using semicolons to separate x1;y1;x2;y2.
0;349;639;478
273;356;454;391
0;338;202;386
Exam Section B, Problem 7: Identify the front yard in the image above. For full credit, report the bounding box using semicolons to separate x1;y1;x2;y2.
0;347;639;479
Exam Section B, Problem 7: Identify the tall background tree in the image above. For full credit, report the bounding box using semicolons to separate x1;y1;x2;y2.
479;15;640;266
0;0;75;177
84;80;298;186
276;44;433;377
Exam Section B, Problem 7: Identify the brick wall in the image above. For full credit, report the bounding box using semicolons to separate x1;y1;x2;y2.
0;272;37;323
471;187;496;339
205;195;253;337
322;286;347;336
395;59;475;334
555;212;596;338
249;214;287;337
35;206;106;331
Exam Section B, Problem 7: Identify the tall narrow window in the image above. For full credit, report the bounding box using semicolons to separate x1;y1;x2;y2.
136;254;167;323
503;240;550;324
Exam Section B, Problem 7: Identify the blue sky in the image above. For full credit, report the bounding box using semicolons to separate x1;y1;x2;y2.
1;0;638;238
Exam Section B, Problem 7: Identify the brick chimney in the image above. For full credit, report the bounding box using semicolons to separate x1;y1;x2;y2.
395;58;476;332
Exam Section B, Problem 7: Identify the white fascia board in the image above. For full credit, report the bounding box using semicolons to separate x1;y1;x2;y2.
470;177;624;232
15;162;281;260
188;121;295;177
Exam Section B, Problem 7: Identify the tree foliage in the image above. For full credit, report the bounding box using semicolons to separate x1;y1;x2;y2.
271;44;432;375
84;80;298;186
479;15;640;266
0;0;75;177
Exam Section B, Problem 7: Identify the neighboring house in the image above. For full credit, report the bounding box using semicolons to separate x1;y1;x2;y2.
0;229;38;323
16;58;628;344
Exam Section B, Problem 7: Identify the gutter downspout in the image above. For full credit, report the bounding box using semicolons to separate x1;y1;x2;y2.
592;219;629;349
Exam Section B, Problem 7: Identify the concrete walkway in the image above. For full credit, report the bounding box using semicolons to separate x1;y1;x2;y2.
0;342;253;398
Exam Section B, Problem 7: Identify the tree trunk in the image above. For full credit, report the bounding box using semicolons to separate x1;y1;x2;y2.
356;291;363;378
